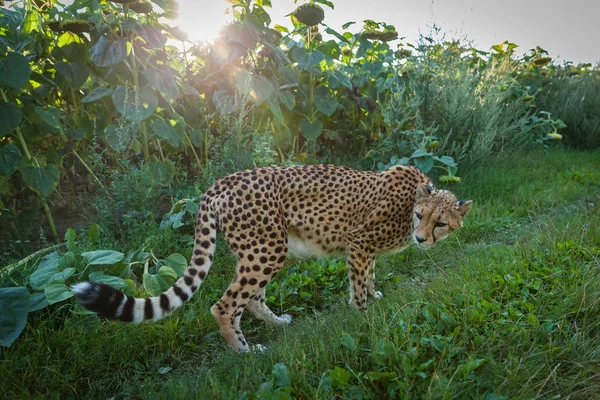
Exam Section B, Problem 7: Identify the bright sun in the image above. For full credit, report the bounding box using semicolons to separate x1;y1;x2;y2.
175;0;233;44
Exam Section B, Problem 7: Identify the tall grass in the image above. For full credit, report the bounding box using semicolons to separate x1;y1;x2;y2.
536;69;600;149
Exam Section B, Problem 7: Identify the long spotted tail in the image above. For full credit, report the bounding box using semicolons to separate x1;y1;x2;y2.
72;197;217;323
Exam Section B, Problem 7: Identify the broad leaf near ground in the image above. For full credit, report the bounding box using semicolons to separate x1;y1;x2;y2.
29;252;61;290
163;253;187;277
81;250;124;265
0;287;30;347
187;129;205;148
148;160;175;186
300;119;323;141
88;272;127;289
150;119;184;148
0;52;32;90
44;281;74;304
103;124;134;153
143;272;162;296
156;266;177;289
19;163;60;197
0;143;22;176
28;292;49;312
0;102;21;137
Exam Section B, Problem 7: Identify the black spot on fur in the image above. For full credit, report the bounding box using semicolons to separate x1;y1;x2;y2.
160;294;170;312
174;285;189;302
144;298;154;320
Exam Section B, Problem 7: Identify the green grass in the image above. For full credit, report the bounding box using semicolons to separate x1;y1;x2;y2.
1;148;600;399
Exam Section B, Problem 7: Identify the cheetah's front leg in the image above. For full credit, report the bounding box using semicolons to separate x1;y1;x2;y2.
366;256;383;300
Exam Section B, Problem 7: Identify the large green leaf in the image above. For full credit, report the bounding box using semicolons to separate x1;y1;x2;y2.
29;252;61;290
156;266;177;289
103;124;134;153
328;70;352;90
278;91;295;111
90;36;129;68
300;119;323;141
143;272;162;296
81;250;124;265
28;292;49;312
0;102;21;136
44;281;74;304
314;87;338;117
22;9;43;35
163;253;187;277
0;287;30;347
19;162;60;197
150;119;184;148
412;155;434;173
34;106;61;130
0;52;32;90
292;48;325;70
112;85;157;123
316;40;341;59
143;67;179;102
148;160;175;187
0;143;22;176
56;32;89;63
235;72;273;105
81;85;113;103
88;271;127;289
268;99;284;124
187;129;205;148
55;61;89;88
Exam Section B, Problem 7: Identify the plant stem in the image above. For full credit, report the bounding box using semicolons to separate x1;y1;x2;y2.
42;199;59;241
1;243;66;277
130;49;150;160
2;88;59;241
72;149;105;188
1;89;33;160
183;130;202;167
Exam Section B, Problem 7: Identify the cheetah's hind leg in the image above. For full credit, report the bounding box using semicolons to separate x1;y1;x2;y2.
246;289;292;325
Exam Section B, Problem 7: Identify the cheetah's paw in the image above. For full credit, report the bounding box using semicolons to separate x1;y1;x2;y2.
280;314;293;325
372;291;383;300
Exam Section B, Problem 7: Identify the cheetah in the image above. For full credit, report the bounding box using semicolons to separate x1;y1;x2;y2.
72;164;472;351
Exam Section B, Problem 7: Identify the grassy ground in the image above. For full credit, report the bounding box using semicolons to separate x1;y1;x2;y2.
1;148;600;399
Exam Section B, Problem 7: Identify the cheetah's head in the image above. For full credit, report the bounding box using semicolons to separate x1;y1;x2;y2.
412;184;472;249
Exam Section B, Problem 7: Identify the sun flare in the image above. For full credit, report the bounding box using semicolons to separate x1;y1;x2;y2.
175;0;233;43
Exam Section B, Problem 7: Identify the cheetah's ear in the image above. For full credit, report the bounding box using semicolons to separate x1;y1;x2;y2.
457;200;473;217
415;184;430;202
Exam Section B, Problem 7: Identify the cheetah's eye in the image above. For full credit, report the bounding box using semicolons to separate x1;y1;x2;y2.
435;222;447;228
415;212;422;220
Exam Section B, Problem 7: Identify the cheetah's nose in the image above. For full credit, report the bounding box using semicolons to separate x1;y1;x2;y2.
415;236;426;243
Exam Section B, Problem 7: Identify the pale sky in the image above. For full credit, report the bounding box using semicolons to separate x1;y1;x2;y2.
178;0;599;64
